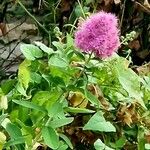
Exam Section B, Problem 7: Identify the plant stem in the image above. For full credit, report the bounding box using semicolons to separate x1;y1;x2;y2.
76;52;93;81
120;0;126;29
17;0;51;46
77;0;86;18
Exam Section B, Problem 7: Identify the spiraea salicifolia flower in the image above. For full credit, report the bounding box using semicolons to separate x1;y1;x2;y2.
75;11;120;58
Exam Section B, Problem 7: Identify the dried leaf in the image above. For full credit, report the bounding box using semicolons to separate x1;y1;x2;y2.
144;0;150;9
123;112;132;126
87;84;110;109
135;63;150;75
117;103;139;126
145;133;150;143
0;23;7;36
60;0;72;12
114;0;121;5
128;40;141;51
69;91;88;108
104;0;113;6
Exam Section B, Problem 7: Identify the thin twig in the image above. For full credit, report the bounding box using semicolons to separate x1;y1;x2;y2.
17;0;51;46
120;0;126;29
77;0;86;18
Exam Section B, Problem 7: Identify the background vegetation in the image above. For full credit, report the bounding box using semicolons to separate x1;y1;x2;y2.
0;0;150;149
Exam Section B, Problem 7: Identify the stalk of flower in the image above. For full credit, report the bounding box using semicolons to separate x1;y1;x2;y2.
75;11;120;58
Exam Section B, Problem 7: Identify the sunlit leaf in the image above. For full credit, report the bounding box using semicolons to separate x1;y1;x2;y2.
42;126;59;149
83;111;116;132
18;60;31;89
59;133;73;149
20;44;43;60
12;99;47;113
94;139;114;150
49;54;68;68
64;107;95;114
48;117;74;128
34;41;54;54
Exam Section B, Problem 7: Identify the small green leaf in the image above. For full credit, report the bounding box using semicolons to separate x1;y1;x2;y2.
49;54;68;68
12;100;47;113
20;44;43;60
18;60;31;89
1;118;24;141
64;107;95;114
52;41;65;51
83;111;116;132
59;133;73;149
145;143;150;150
85;89;100;106
0;114;7;125
42;126;59;149
74;50;85;60
115;137;126;148
48;102;64;118
0;132;6;144
56;141;68;150
94;139;114;150
66;34;74;48
48;117;74;128
16;83;27;97
30;72;42;83
4;137;25;148
1;79;16;94
0;95;8;110
34;41;54;54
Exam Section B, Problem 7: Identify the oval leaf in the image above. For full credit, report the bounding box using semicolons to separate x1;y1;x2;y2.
12;100;47;113
42;126;59;149
20;44;43;60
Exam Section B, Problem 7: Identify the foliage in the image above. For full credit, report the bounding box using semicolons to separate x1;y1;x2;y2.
0;0;150;149
0;31;150;149
0;0;150;79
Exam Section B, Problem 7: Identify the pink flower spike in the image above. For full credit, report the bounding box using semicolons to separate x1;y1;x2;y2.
75;11;120;58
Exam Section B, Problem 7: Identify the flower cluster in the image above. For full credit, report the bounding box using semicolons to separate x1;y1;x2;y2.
75;11;120;58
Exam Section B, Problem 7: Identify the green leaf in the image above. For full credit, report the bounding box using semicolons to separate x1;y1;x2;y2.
56;141;68;150
49;54;68;68
1;118;24;141
34;41;54;54
48;117;74;128
20;44;43;60
4;137;25;148
12;99;47;113
66;34;74;48
114;57;146;108
0;114;7;125
83;111;116;132
94;139;114;150
115;137;126;148
52;41;65;51
32;91;60;110
0;132;6;144
145;143;150;150
48;102;64;118
1;79;16;94
30;72;42;83
74;50;85;60
42;126;59;149
16;83;27;97
64;107;95;114
18;60;31;89
85;89;100;106
59;133;73;149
